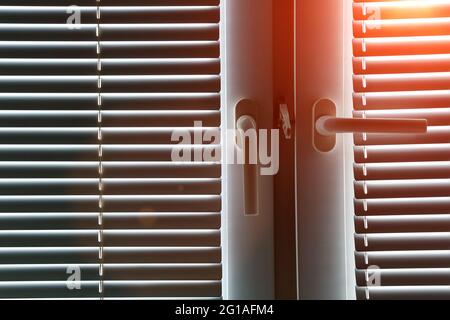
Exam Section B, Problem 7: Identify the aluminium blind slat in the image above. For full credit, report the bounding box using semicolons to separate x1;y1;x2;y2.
100;42;220;59
102;75;221;93
353;36;450;56
355;286;450;300
353;55;450;74
0;264;221;281
100;7;220;24
354;198;450;216
353;73;450;92
354;2;450;20
354;144;450;163
102;128;221;145
0;265;100;281
354;232;450;251
356;269;450;286
104;247;221;264
353;109;450;126
354;19;450;38
102;145;220;162
0;213;221;230
0;178;221;195
0;24;219;41
101;59;222;76
355;215;450;233
354;162;450;180
101;93;221;111
355;250;450;269
0;93;98;109
0;162;220;179
101;111;221;127
0;59;221;76
103;281;221;298
0;2;222;300
0;129;97;144
101;162;221;178
0;282;100;299
352;0;450;300
354;126;450;145
354;179;450;199
0;111;221;127
0;247;221;264
0;42;97;58
0;42;219;59
102;195;221;212
0;76;221;93
0;230;221;247
0;1;220;5
353;91;450;110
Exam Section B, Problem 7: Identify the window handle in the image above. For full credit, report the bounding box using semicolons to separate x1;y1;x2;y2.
316;116;427;136
235;99;259;216
313;98;428;152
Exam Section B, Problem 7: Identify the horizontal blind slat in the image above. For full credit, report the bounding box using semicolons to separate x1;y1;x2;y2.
0;230;220;247
102;195;222;212
354;144;450;163
356;269;450;286
354;180;450;199
0;7;220;24
355;215;450;233
355;232;450;251
103;281;221;298
0;93;220;110
354;198;450;216
104;247;222;264
353;19;450;38
0;212;221;230
354;109;450;126
0;247;221;264
354;127;450;146
0;264;221;281
0;42;97;58
0;59;221;76
102;93;221;110
353;91;450;110
104;264;222;281
102;111;221;127
0;178;221;195
0;282;100;299
353;55;450;75
101;162;221;179
353;73;450;92
101;42;220;59
100;24;219;41
353;37;450;57
0;265;100;281
355;250;450;269
356;287;450;300
0;0;220;4
354;162;450;180
353;2;450;20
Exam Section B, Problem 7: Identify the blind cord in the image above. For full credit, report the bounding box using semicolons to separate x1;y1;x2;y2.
96;0;104;300
361;0;369;294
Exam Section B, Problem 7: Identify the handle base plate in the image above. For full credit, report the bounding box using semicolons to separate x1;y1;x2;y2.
313;99;337;153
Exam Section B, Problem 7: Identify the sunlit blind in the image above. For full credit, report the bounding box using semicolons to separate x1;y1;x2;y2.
352;0;450;300
0;0;222;299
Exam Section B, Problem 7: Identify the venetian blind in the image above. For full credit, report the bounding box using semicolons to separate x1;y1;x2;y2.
352;0;450;300
0;0;222;299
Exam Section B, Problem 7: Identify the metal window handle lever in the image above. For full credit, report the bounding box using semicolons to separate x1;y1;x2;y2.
313;99;428;152
316;116;427;136
235;99;259;216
